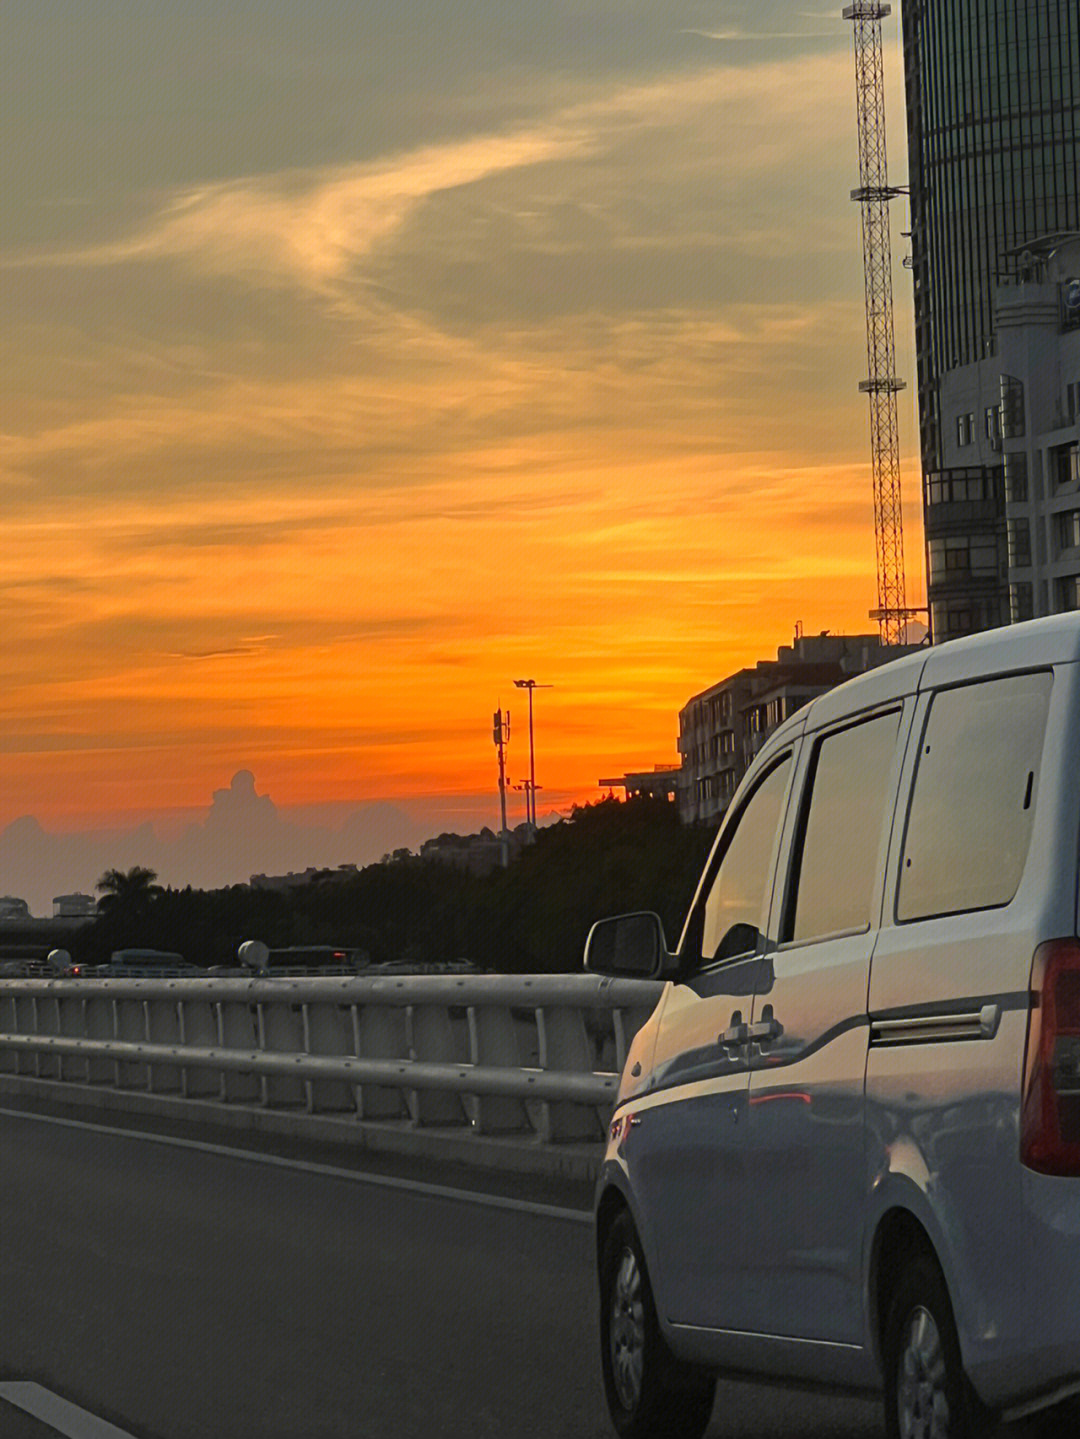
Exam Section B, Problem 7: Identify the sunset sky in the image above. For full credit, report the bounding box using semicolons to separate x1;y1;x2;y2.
2;1;925;860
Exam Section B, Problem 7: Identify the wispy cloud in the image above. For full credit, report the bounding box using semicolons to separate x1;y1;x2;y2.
683;30;839;41
4;52;857;305
4;127;599;295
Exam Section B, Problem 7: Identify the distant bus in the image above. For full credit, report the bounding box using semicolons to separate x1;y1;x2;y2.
264;946;368;975
101;949;198;976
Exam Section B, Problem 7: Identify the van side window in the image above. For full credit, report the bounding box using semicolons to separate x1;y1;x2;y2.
897;671;1053;922
700;756;791;964
785;709;901;944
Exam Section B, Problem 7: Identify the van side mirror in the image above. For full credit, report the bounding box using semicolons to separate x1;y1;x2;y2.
584;912;670;978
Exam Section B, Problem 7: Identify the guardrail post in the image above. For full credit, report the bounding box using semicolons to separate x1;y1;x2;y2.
85;997;115;1083
467;1005;529;1134
304;1000;357;1114
114;998;148;1088
14;997;39;1077
354;1005;408;1119
407;1005;468;1126
34;994;61;1079
179;997;222;1098
57;992;88;1082
258;995;306;1108
0;991;16;1073
145;995;182;1093
220;999;261;1103
537;1006;601;1141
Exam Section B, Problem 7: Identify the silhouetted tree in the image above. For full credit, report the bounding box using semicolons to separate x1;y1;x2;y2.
96;866;163;917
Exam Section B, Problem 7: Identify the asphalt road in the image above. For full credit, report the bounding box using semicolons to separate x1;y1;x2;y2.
0;1101;893;1439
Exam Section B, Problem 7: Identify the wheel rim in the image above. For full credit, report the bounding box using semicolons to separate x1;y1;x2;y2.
609;1246;646;1412
897;1305;951;1439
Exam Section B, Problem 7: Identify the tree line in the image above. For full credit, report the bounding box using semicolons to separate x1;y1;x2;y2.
66;798;716;972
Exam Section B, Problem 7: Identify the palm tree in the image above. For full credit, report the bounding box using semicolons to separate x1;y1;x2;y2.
95;866;163;918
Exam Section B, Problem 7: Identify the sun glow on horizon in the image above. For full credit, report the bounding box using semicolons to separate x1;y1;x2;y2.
1;4;924;848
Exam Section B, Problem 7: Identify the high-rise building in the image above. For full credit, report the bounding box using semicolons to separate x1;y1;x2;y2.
902;0;1080;638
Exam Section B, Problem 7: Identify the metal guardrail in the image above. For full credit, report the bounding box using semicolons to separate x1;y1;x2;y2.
0;974;663;1144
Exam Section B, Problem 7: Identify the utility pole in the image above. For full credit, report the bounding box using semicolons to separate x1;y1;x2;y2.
843;2;918;646
512;679;552;834
492;706;511;868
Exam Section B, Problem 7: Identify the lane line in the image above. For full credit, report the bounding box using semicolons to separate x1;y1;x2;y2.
0;1382;138;1439
0;1105;592;1225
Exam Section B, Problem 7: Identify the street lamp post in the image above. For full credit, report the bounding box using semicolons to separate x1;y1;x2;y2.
512;678;552;833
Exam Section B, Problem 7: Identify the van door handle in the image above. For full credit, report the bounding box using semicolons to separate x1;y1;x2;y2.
747;1005;783;1043
720;1011;749;1046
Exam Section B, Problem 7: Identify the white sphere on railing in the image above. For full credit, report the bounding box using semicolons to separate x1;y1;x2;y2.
47;949;72;973
238;940;269;970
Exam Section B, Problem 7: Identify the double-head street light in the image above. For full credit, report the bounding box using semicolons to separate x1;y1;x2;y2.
512;678;552;832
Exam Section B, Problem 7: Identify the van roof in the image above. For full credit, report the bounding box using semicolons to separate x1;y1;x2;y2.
803;612;1080;732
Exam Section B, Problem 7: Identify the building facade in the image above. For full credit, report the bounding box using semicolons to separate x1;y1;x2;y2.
902;0;1080;637
676;633;916;826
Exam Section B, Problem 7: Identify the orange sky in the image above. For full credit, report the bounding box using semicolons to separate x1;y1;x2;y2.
1;4;924;847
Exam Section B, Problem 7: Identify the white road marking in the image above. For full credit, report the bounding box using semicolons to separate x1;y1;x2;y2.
0;1382;138;1439
0;1105;592;1225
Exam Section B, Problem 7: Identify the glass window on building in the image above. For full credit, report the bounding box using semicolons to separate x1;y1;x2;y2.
1004;451;1028;503
956;412;975;446
985;404;1002;445
970;536;999;574
1055;510;1080;554
929;536;966;577
1056;576;1080;612
932;600;975;638
1000;375;1026;438
1008;517;1033;568
1010;582;1035;622
1051;443;1080;490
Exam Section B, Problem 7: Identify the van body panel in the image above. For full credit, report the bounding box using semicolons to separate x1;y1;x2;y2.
663;1322;879;1391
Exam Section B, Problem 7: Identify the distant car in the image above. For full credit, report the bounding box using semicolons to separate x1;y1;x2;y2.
0;958;48;978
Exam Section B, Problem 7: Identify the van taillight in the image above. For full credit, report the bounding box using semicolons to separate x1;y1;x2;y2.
1021;939;1080;1175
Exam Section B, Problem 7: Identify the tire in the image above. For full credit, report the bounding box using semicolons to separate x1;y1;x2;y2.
598;1210;716;1439
883;1255;993;1439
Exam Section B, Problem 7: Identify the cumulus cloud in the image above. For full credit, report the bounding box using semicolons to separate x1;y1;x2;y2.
0;771;428;916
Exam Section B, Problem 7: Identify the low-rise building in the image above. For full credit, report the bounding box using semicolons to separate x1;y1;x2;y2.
597;766;680;802
677;632;920;826
52;893;97;919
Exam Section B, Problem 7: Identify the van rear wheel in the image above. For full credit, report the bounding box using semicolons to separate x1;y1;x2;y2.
883;1256;992;1439
599;1211;716;1439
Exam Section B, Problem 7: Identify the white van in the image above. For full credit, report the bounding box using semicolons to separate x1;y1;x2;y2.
585;612;1080;1439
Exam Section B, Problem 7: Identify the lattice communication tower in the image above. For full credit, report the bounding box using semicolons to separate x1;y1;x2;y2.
843;2;913;646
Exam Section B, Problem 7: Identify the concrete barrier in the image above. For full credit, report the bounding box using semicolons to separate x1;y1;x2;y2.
0;973;663;1179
